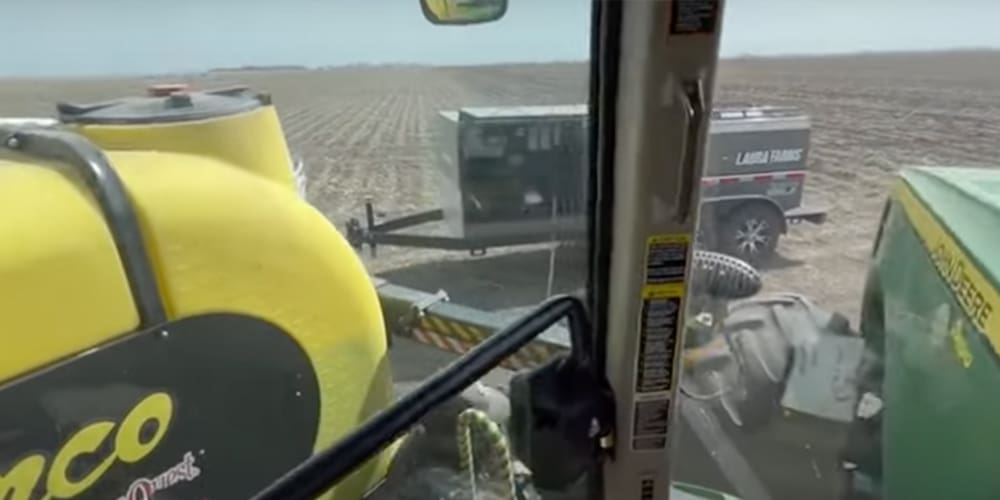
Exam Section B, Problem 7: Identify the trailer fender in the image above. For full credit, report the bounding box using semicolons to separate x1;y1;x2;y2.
702;196;789;234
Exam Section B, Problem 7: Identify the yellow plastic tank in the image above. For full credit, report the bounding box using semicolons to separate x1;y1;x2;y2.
58;85;299;192
0;90;394;500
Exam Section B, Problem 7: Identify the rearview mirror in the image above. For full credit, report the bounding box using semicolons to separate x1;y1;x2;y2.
420;0;508;25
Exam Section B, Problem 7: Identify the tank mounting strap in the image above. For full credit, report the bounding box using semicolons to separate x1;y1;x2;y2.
0;126;168;327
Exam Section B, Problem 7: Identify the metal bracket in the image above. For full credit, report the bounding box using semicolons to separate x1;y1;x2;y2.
675;78;707;224
401;289;451;335
413;289;451;316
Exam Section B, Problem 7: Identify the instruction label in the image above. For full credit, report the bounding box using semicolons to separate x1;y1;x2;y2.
632;399;671;451
633;436;668;451
635;234;689;394
640;477;655;500
630;234;691;452
644;235;689;285
634;399;671;435
668;0;720;35
635;295;681;393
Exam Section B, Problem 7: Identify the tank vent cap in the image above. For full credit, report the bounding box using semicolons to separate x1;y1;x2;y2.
147;83;191;97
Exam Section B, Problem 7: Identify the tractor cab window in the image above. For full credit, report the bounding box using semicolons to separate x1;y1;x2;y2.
666;4;1000;500
0;1;596;500
4;1;1000;500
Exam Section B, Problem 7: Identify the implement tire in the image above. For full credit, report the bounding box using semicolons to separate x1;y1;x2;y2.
717;201;783;267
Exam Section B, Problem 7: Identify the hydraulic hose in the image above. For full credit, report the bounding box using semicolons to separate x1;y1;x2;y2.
457;408;517;500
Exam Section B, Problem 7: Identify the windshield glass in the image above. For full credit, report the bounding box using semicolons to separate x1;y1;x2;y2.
673;2;1000;500
0;1;594;500
4;1;1000;500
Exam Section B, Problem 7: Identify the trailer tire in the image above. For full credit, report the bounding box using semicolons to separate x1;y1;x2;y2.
717;201;782;267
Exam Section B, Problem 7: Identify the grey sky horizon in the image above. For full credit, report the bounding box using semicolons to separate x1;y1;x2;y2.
2;0;998;77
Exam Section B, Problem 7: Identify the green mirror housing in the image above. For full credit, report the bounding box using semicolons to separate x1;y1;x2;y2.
419;0;508;25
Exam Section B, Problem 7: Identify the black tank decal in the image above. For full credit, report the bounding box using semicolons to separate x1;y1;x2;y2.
0;313;321;500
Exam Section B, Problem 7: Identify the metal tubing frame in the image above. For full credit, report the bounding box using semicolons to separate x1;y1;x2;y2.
0;126;168;328
354;194;588;256
250;294;596;500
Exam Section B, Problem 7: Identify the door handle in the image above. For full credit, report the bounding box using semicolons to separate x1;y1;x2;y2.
675;78;706;223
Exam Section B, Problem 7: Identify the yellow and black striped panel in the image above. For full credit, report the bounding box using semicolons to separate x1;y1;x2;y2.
412;320;566;370
418;315;488;344
375;281;571;370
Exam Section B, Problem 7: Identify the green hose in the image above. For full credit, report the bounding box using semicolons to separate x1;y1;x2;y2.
456;408;517;500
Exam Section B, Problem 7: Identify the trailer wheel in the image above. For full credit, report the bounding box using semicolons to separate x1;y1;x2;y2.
718;202;782;266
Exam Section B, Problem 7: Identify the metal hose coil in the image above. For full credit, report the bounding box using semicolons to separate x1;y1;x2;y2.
691;250;762;299
457;408;517;500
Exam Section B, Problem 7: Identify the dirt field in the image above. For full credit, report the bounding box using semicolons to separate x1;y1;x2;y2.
5;50;1000;325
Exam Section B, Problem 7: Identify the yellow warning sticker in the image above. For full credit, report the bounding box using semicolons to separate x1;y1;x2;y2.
643;284;686;299
633;233;691;396
630;233;692;450
642;234;691;295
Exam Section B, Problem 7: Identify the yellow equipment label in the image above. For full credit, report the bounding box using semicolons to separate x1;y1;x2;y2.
631;233;691;452
642;234;690;297
895;182;1000;358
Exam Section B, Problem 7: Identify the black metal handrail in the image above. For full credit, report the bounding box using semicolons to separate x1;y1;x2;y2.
250;294;593;500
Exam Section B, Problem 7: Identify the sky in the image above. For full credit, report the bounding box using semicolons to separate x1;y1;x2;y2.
1;0;998;77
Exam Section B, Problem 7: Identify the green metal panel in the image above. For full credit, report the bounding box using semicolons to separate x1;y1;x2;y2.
867;166;1000;500
900;167;1000;298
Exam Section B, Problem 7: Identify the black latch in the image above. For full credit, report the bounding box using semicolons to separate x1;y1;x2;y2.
509;348;614;491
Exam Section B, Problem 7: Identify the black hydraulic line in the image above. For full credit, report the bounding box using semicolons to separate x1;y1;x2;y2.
0;126;168;327
368;230;587;253
250;295;593;500
586;0;623;378
582;2;623;496
369;207;444;232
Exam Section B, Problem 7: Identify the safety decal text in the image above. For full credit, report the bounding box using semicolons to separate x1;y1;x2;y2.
631;399;672;451
635;234;689;395
635;295;681;393
640;477;655;500
630;234;690;452
668;0;720;36
643;234;689;288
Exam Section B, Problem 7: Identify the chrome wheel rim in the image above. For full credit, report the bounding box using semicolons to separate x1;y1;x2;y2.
735;217;769;255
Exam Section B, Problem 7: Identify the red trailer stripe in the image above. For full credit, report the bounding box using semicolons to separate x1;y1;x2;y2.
701;170;808;185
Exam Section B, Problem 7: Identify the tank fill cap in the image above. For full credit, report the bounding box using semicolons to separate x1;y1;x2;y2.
57;86;270;125
147;83;190;97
